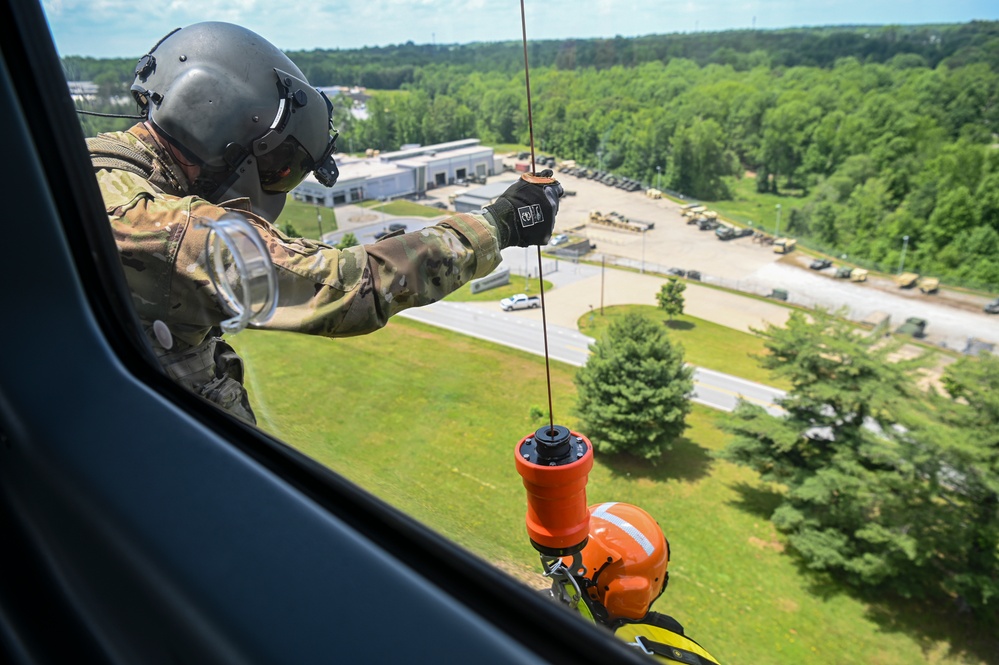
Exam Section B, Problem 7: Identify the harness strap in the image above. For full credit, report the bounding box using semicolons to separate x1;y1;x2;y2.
632;636;719;665
86;136;156;179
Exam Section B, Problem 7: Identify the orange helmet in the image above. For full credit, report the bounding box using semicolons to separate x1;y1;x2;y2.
577;502;669;621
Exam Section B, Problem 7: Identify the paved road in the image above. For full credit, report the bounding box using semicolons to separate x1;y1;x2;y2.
398;301;785;415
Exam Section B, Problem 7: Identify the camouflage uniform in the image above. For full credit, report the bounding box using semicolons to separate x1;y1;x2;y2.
89;123;503;423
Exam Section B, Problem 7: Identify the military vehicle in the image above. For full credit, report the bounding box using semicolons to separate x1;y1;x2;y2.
809;258;832;270
850;268;868;282
589;210;653;233
918;277;939;293
896;272;920;288
896;317;928;338
715;226;753;240
773;238;797;254
985;298;999;314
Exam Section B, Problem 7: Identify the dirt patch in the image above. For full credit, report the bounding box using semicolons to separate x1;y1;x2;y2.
775;597;800;613
748;536;785;553
347;213;379;224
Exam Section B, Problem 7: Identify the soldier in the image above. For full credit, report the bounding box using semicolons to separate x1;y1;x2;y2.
87;22;562;423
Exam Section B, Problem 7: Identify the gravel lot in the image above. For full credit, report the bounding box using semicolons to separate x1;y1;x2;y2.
529;163;999;351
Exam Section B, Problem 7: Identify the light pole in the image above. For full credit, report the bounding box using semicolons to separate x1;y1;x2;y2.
316;206;324;242
600;256;605;315
774;204;782;238
524;246;530;290
656;165;661;191
641;228;646;274
897;235;910;274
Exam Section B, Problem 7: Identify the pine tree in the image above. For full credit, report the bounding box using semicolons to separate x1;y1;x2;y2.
574;312;693;460
721;308;999;616
929;354;999;617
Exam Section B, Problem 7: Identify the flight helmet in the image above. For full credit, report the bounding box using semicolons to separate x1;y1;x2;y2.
130;22;339;221
578;502;670;622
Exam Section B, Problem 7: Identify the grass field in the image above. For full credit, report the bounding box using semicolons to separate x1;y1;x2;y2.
274;196;337;239
578;304;788;389
444;277;554;303
369;199;449;218
228;321;996;665
695;175;815;233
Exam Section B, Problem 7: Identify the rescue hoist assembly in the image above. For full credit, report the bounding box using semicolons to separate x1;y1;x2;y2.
512;0;601;622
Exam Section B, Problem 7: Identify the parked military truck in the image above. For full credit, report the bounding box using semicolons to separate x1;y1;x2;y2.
896;272;920;288
918;277;939;293
896;317;927;338
773;238;797;254
589;210;653;233
681;205;707;218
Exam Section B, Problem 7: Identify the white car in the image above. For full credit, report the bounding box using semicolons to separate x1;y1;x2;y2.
550;234;569;246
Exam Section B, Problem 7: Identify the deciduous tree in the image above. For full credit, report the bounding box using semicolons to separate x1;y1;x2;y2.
656;277;686;324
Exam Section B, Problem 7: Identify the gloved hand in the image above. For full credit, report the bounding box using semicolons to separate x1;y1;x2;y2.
485;169;564;248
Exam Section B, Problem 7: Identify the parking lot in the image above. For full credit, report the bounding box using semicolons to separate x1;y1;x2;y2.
332;156;999;351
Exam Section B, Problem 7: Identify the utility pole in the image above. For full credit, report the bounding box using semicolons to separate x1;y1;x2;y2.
524;246;530;290
641;228;646;274
774;204;782;238
316;206;324;242
898;235;910;274
600;256;605;316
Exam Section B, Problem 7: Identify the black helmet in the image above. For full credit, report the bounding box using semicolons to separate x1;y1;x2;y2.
131;22;338;221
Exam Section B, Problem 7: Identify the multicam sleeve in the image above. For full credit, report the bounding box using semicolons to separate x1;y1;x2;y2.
261;211;503;337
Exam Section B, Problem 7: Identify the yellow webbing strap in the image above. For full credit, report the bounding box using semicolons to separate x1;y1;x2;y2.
614;622;720;664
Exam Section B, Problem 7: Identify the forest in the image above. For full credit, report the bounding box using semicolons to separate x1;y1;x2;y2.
65;21;999;289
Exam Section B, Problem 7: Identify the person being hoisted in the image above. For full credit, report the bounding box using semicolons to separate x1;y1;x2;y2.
545;502;721;664
513;423;720;663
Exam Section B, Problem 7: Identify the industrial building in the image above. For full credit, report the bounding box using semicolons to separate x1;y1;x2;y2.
452;181;514;214
293;139;501;207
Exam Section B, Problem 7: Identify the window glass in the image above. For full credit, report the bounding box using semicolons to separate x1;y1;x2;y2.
45;4;999;663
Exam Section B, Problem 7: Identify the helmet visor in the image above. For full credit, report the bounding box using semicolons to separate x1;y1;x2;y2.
258;135;317;194
256;88;339;192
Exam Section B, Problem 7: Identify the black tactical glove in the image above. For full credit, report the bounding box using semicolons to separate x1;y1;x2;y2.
485;169;564;248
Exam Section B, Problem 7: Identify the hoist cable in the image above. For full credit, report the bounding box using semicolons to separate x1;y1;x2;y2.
520;0;537;175
520;0;555;436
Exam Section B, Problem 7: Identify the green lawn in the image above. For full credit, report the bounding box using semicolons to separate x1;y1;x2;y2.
690;175;815;233
578;304;788;390
274;196;337;239
444;277;554;302
369;200;449;218
227;322;994;665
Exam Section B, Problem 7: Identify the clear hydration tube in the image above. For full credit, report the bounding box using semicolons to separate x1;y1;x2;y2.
199;213;278;334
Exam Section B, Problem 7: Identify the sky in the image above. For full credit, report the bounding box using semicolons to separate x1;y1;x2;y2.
42;0;999;59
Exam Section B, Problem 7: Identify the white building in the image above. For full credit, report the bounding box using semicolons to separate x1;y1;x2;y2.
293;138;500;207
452;181;514;214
